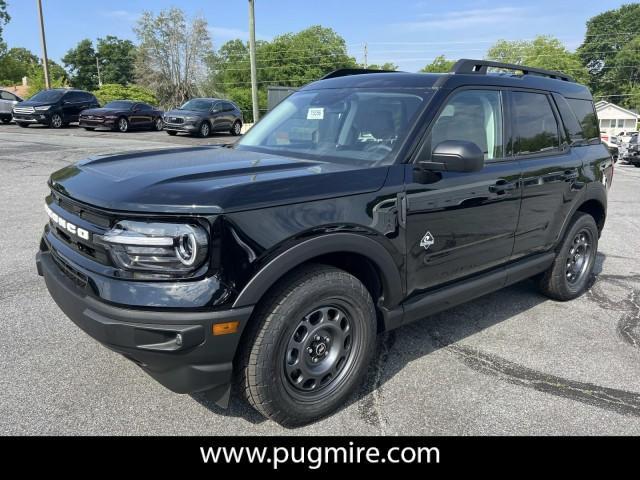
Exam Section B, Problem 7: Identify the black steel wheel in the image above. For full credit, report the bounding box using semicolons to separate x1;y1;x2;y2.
538;212;598;300
239;264;376;426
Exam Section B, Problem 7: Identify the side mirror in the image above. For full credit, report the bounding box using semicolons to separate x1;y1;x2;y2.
419;140;485;173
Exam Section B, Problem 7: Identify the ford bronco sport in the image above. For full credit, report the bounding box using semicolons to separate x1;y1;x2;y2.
37;59;612;426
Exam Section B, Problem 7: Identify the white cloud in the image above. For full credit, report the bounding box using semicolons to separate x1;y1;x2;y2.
395;6;528;31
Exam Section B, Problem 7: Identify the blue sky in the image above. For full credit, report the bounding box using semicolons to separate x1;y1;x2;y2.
1;0;632;72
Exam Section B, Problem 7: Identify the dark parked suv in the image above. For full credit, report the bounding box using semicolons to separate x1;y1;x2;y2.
13;88;99;128
163;98;243;137
37;60;612;426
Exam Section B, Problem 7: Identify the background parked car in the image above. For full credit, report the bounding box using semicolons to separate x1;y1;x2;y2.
163;98;243;137
12;88;99;129
79;100;164;133
0;89;23;123
600;133;619;162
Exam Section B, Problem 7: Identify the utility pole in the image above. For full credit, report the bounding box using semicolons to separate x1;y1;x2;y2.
36;0;50;89
96;56;102;87
363;43;368;69
248;0;259;123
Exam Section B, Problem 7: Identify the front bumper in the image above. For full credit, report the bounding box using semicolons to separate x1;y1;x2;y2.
12;112;51;124
164;121;198;132
79;117;116;128
36;249;253;406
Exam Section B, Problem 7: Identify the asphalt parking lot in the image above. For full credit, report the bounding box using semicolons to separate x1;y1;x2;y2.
1;123;639;435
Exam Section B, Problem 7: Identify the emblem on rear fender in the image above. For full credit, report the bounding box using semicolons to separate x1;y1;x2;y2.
420;231;435;250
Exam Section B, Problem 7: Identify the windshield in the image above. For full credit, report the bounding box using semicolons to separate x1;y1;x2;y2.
237;88;430;165
179;99;212;112
29;90;64;103
104;101;134;110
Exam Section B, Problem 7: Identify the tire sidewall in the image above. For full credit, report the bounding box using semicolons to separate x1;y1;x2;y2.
50;113;63;129
199;122;210;137
118;117;128;132
252;271;376;423
556;214;598;296
232;121;241;136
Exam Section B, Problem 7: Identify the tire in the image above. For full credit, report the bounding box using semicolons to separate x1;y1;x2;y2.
49;113;63;129
167;130;178;136
239;264;377;427
153;117;163;131
117;117;129;133
230;120;242;136
83;127;95;131
537;212;598;301
198;121;210;138
16;122;29;128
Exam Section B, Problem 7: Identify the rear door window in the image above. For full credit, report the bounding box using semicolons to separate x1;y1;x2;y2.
512;91;560;155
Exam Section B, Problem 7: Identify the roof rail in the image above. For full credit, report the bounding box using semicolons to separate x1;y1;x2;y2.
320;68;402;80
450;59;575;83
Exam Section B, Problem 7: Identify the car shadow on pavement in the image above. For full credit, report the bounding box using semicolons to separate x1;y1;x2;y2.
192;253;609;428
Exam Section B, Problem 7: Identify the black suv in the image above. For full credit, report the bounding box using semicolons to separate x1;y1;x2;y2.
163;98;243;137
13;88;99;128
36;60;612;426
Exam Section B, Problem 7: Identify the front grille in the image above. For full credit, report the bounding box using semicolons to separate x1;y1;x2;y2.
50;248;88;289
166;116;184;124
52;192;112;228
13;106;35;114
81;115;104;122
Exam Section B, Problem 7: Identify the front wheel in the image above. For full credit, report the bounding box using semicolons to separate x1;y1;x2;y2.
197;121;210;138
117;117;129;133
49;113;63;129
538;212;598;301
239;265;377;427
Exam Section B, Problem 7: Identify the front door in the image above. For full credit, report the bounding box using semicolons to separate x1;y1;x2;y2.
405;88;522;298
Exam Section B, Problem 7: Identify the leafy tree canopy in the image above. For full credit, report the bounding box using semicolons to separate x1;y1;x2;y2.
62;39;98;90
420;55;455;73
0;47;39;85
96;36;137;86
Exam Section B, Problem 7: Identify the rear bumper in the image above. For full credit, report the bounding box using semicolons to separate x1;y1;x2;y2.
36;250;253;405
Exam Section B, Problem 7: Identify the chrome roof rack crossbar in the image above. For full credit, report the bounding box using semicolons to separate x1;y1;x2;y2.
450;59;575;83
321;68;403;80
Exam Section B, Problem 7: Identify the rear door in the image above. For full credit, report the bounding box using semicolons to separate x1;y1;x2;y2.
508;90;584;259
210;101;224;130
405;87;522;297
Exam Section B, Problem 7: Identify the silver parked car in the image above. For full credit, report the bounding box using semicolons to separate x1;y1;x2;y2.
0;89;23;124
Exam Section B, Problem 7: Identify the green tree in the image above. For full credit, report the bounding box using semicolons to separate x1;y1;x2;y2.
135;8;213;108
0;0;9;42
26;61;68;97
578;4;640;98
365;62;398;71
96;36;137;85
0;47;39;84
92;83;157;105
486;36;589;84
420;55;455;73
62;39;98;90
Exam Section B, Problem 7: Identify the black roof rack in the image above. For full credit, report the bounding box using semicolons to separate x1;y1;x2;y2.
450;59;575;83
321;68;402;80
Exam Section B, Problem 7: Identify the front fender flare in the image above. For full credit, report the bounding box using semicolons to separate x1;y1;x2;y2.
232;233;404;309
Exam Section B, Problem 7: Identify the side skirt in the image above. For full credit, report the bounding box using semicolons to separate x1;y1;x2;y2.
382;252;555;330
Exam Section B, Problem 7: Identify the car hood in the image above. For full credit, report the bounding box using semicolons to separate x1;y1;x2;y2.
49;146;388;213
16;100;56;107
80;107;125;116
164;109;205;117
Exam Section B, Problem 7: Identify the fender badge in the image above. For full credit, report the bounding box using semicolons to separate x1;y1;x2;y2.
420;231;435;250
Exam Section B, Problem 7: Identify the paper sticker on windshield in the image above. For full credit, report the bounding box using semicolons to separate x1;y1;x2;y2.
307;107;324;120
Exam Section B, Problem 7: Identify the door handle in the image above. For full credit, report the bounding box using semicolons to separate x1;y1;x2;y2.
489;180;517;194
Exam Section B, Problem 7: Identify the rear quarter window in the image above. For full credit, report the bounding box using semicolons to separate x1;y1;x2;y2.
567;98;600;144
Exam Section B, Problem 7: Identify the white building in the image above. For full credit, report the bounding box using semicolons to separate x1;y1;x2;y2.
595;100;640;136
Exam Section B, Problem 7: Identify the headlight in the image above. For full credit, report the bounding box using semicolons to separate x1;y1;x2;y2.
34;105;51;111
95;220;209;279
104;115;118;119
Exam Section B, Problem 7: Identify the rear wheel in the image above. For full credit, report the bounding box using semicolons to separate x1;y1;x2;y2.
538;212;598;301
197;121;210;138
239;265;377;427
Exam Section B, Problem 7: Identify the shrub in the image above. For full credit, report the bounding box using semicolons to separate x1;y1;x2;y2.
92;83;158;106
